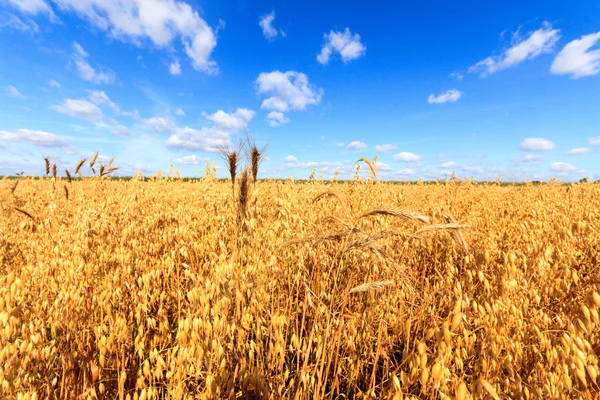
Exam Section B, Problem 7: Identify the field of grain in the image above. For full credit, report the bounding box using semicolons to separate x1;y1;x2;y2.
1;168;600;399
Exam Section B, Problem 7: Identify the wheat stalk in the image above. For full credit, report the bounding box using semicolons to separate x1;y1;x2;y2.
359;207;430;224
350;280;394;294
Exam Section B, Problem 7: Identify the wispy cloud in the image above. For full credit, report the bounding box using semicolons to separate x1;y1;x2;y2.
347;141;367;150
427;89;462;104
50;98;103;121
5;85;24;98
565;148;589;155
375;144;396;153
469;22;560;76
72;42;115;84
259;11;284;40
0;128;69;147
266;111;290;127
589;136;600;146
173;155;206;165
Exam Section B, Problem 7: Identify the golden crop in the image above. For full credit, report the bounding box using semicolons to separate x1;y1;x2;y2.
1;169;600;399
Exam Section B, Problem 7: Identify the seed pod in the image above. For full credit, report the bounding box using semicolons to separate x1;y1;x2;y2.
456;382;469;400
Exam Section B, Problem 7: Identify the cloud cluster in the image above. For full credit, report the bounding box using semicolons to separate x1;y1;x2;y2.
13;0;218;73
163;108;254;152
202;108;255;131
256;70;322;125
317;28;366;65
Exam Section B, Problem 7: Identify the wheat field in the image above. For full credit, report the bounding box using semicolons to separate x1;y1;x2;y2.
1;163;600;399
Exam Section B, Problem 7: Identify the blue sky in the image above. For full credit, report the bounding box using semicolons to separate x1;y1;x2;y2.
1;0;599;181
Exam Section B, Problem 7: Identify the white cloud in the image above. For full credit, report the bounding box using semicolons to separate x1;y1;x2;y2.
428;89;462;104
72;42;115;84
169;60;181;75
4;0;53;16
347;141;367;150
256;70;323;113
0;14;40;32
284;155;297;162
173;155;206;164
0;128;68;147
284;161;343;169
565;148;589;155
551;32;600;78
375;162;391;171
5;85;24;98
165;126;228;152
55;0;218;73
439;161;459;168
334;142;346;147
390;168;415;176
259;11;283;40
50;98;103;121
469;22;560;76
375;144;396;153
450;71;464;80
266;111;290;127
393;152;421;162
317;28;366;65
519;138;556;151
550;162;576;172
175;108;185;116
202;108;255;131
518;154;543;163
87;90;119;112
110;125;129;136
140;116;176;133
589;136;600;146
49;79;61;88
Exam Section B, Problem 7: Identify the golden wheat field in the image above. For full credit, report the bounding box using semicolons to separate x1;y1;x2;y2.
1;170;600;399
